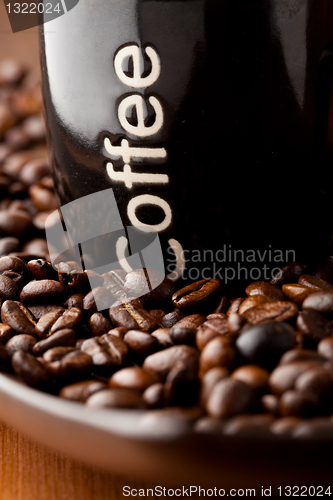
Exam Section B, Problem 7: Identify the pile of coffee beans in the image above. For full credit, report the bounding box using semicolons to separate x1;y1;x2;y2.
2;59;333;440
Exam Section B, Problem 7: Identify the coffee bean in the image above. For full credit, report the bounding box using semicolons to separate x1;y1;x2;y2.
43;347;93;381
200;366;229;408
270;416;304;436
260;394;279;415
199;336;236;377
196;315;229;351
124;269;175;304
269;262;306;287
292;418;333;439
33;329;76;356
241;301;298;325
160;308;184;328
171;279;221;312
109;366;159;393
5;334;37;357
245;281;284;301
151;328;173;348
269;361;321;395
102;270;127;302
318;337;333;362
227;313;246;335
22;238;49;257
27;259;58;280
223;414;274;437
279;390;319;418
0;237;20;256
123;330;160;358
206;378;255;419
35;308;65;339
226;298;244;316
238;295;271;315
164;361;199;406
235;321;296;369
82;286;114;315
64;293;85;310
282;284;315;305
28;304;66;321
295;366;333;413
1;300;37;336
142;382;164;408
298;274;333;291
89;312;113;337
0;209;32;236
0;323;12;343
278;348;327;366
12;350;50;390
0;274;20;300
20;279;67;306
0;255;29;285
59;379;107;402
29;182;58;212
109;298;158;332
143;345;200;380
296;310;333;347
212;295;230;314
148;309;165;323
50;307;83;334
81;333;128;374
232;365;269;393
107;327;128;339
302;290;333;315
194;417;225;434
170;313;206;346
85;388;146;409
19;158;50;185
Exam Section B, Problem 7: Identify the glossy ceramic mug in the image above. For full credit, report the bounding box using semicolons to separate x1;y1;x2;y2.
39;0;333;292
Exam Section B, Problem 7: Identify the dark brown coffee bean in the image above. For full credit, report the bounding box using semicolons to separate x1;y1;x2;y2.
295;366;333;413
143;345;200;380
269;262;306;287
109;298;158;332
58;262;97;293
226;297;244;316
43;347;93;381
270;416;303;436
245;281;284;301
107;327;128;339
81;333;128;374
20;279;67;306
227;312;246;335
33;329;76;356
200;366;229;408
196;315;229;351
232;365;269;393
123;330;160;358
206;378;255;419
0;323;13;343
35;308;65;339
28;304;66;321
86;388;146;409
59;379;107;402
199;336;236;377
235;321;296;370
5;334;37;357
242;301;298;325
109;366;159;393
238;295;271;315
50;308;83;334
1;300;37;337
296;310;333;347
0;274;20;301
279;390;319;418
298;274;333;291
0;237;20;256
64;293;85;310
82;286;114;315
0;59;26;86
102;269;127;302
19;158;50;185
223;414;274;437
318;337;333;362
29;182;58;212
0;255;29;285
27;259;58;280
171;279;221;312
170;313;206;346
12;350;50;390
142;382;164;408
89;312;113;337
151;328;173;348
148;309;165;323
292;418;333;439
0;209;32;236
260;394;279;415
269;361;320;395
22;239;49;258
124;269;175;304
194;417;225;434
302;290;333;315
160;308;184;328
212;295;230;314
164;361;199;407
282;284;315;305
279;348;327;366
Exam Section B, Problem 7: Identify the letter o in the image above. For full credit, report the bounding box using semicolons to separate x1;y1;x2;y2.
127;194;172;232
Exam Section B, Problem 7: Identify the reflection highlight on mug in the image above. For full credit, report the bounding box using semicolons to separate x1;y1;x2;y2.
44;188;167;311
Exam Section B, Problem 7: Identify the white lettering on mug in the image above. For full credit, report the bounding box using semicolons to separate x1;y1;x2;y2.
127;194;172;232
118;95;163;137
114;45;160;88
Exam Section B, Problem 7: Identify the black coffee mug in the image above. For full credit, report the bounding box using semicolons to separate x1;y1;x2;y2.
39;0;333;292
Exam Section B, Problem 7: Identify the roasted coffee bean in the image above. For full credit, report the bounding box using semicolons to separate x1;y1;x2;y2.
236;321;296;370
269;262;306;287
302;290;333;315
160;308;184;328
151;328;173;348
22;238;49;257
59;379;107;402
278;348;327;366
1;300;37;336
27;259;58;280
279;390;319;418
124;269;175;304
0;237;20;256
86;388;146;409
0;274;20;300
295;366;333;413
270;416;303;436
82;286;113;315
199;336;236;377
102;270;127;302
143;345;200;380
35;308;65;338
163;361;199;407
148;309;165;323
196;314;229;351
139;406;203;432
107;327;128;339
0;255;29;285
109;298;158;332
171;279;221;312
43;347;93;381
123;330;160;358
0;209;32;236
89;312;113;337
298;274;333;291
245;281;284;301
194;417;225;434
292;418;333;439
142;382;165;408
5;334;37;357
227;312;246;335
50;308;82;334
238;295;271;315
226;298;244;316
28;304;65;320
242;301;298;325
170;314;205;346
58;262;96;293
200;366;229;408
296;310;333;347
0;59;25;86
11;350;50;390
223;414;274;437
260;394;279;415
33;329;76;356
212;295;230;314
232;365;269;393
206;378;255;419
0;323;12;343
64;293;85;310
318;337;333;361
109;366;159;393
19;157;50;185
20;279;67;306
282;284;315;305
269;361;321;395
29;181;58;212
81;333;128;374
